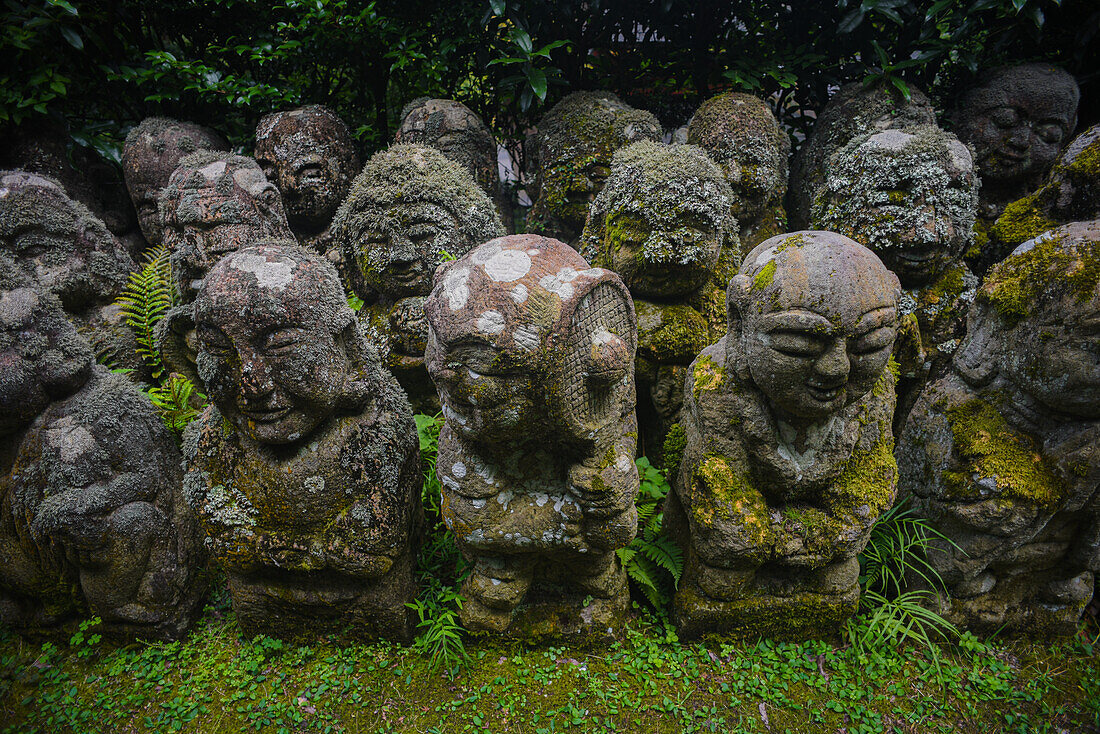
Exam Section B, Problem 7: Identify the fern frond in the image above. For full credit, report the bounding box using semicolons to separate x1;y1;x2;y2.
115;244;174;379
147;373;206;435
638;535;684;583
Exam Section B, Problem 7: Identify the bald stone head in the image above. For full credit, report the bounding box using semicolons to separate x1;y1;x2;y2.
728;231;901;422
395;98;499;198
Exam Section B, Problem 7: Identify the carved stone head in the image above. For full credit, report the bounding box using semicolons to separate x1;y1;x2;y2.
953;63;1078;212
532;91;662;234
0;256;93;437
160;151;293;303
727;231;901;423
333;144;504;302
425;234;636;448
254;105;359;232
955;220;1100;419
193;241;372;445
122;117;228;245
395;98;499;198
581;141;737;298
687;92;790;224
812;126;978;288
0;170;133;313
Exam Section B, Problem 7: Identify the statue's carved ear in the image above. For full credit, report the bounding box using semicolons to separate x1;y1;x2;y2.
155;304;201;386
339;317;382;409
953;302;999;387
258;186;286;221
726;274;753;382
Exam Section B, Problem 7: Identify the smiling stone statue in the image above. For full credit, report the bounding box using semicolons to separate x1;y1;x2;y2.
668;231;901;639
183;242;421;640
424;234;639;637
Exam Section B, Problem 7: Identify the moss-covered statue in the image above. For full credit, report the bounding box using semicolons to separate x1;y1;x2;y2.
580;141;739;461
687;92;790;253
254;105;360;254
896;220;1100;636
527;91;662;246
788;83;936;231
810;126;979;431
668;231;901;640
394;98;504;219
154;151;294;384
121;117;228;247
0;257;206;641
332;144;505;413
183;242;422;641
951;63;1079;228
0;170;139;371
984;123;1099;265
424;234;639;637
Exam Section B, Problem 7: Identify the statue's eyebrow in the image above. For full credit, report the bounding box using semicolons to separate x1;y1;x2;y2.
854;306;896;333
758;310;835;334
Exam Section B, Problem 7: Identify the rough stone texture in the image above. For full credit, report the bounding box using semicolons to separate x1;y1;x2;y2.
332;144;505;413
788;83;936;231
669;231;901;640
424;234;639;637
951;63;1079;225
0;261;206;640
580;141;739;459
897;220;1100;637
809;125;980;431
687;92;790;253
984;123;1100;268
527;91;662;246
254;105;359;253
121;117;228;246
183;242;421;641
0;170;139;372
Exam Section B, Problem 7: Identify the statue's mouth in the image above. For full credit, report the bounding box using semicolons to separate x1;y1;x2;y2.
388;262;425;285
806;383;843;402
242;405;292;423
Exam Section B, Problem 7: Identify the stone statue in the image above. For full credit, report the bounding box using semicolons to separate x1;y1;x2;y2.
668;231;901;639
121;117;228;247
951;63;1079;225
0;259;206;640
527;91;662;246
424;234;639;636
810;126;979;431
687;92;790;253
395;98;503;217
183;242;421;640
580;141;739;461
332;144;505;413
984;123;1099;265
254;105;360;254
897;220;1100;636
788;83;935;231
0;170;139;372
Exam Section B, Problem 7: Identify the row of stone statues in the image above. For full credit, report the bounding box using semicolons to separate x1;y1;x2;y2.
1;60;1096;644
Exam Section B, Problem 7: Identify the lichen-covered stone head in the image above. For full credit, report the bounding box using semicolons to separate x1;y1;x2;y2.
581;141;737;298
121;117;228;244
957;220;1100;418
0;255;92;437
254;105;359;232
333;144;505;301
687;92;790;224
0;170;133;312
531;91;663;236
727;231;901;422
160;150;293;303
194;241;370;445
953;63;1079;215
395;98;499;199
425;234;636;447
812;126;978;287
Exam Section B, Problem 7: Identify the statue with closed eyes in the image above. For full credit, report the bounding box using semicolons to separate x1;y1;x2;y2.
667;231;902;640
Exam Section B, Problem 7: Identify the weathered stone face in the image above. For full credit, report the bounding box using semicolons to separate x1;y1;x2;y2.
424;234;639;636
185;240;421;640
122;117;228;245
254;105;359;233
395;98;499;199
953;63;1078;217
812;126;978;289
160;151;293;304
527;91;662;243
687;92;790;228
788;83;936;231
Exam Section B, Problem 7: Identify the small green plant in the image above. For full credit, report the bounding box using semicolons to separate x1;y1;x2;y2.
415;412;445;521
617;457;683;610
68;616;103;660
115;243;175;379
145;373;207;435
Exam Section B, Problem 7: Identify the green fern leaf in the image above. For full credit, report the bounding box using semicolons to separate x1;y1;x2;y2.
638;535;684;582
115;244;174;379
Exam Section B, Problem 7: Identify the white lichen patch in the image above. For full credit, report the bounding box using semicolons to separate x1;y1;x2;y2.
231;252;295;291
477;310;506;335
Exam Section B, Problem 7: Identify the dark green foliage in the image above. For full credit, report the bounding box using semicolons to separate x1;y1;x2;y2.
616;457;683;611
116;243;174;379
